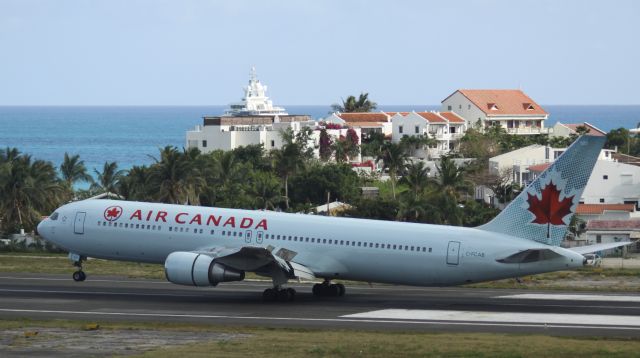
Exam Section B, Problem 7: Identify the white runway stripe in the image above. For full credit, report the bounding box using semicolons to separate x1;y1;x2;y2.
342;309;640;327
495;293;640;302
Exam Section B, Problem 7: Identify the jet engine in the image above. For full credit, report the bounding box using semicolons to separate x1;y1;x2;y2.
164;251;245;286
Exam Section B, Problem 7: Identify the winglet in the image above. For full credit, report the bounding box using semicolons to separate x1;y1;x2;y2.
478;135;606;246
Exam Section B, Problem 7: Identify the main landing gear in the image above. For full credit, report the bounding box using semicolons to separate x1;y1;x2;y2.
312;279;345;297
262;287;296;302
69;253;86;282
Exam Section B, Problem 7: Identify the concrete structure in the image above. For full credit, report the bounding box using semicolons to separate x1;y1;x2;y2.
583;219;640;254
441;89;548;134
491;144;617;187
324;112;393;137
390;111;467;159
551;122;606;138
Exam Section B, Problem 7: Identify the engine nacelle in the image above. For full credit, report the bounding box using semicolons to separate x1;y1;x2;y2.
164;251;245;286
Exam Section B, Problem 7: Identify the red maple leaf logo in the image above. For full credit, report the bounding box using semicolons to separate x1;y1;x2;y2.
527;181;574;226
104;206;122;221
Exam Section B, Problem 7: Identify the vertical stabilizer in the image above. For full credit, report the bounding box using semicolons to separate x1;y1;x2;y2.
478;135;606;246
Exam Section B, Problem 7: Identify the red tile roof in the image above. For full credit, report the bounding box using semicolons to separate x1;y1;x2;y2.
385;112;409;117
576;204;636;215
346;122;384;128
416;112;447;123
439;111;466;123
561;122;606;137
337;112;389;123
528;163;551;172
587;219;640;230
444;89;548;116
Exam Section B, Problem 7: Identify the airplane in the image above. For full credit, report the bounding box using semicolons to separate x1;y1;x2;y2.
37;135;630;302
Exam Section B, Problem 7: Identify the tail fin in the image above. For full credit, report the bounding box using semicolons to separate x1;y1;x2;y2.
478;135;606;246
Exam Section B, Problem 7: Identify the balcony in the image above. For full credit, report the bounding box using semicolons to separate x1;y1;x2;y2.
505;127;551;135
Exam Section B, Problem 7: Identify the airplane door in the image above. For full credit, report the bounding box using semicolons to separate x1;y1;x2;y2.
74;212;86;234
446;241;460;265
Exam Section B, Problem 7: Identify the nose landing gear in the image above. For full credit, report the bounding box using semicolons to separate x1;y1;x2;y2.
69;253;86;282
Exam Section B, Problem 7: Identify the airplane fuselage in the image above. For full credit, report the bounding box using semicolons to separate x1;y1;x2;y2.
38;199;584;287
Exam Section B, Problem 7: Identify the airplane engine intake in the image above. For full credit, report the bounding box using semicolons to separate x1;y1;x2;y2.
164;251;245;286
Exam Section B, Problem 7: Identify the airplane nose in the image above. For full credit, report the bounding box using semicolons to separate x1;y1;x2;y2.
37;220;46;238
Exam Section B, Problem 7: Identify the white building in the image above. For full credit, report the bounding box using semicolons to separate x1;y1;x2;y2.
390;111;467;159
491;144;617;187
583;220;639;254
323;112;393;138
441;89;548;134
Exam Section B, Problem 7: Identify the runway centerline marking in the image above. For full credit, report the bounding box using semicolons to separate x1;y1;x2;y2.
342;309;640;327
495;293;640;302
2;308;640;331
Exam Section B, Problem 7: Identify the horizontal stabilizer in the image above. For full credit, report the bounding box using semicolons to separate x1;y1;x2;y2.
568;241;634;255
496;249;562;264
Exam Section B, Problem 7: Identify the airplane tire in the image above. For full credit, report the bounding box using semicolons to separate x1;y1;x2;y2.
286;288;296;301
328;284;340;296
312;283;323;296
277;288;291;302
263;288;277;302
72;271;85;282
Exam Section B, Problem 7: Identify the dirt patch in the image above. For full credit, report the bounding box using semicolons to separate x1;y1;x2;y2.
0;327;247;357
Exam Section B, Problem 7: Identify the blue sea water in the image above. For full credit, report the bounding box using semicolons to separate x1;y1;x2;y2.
1;105;639;176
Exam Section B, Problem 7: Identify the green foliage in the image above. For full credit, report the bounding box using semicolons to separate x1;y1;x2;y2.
331;92;377;113
289;163;361;207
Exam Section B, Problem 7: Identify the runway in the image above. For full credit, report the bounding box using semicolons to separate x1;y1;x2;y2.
2;273;640;336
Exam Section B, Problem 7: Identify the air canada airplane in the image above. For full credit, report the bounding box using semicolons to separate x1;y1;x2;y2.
38;135;629;302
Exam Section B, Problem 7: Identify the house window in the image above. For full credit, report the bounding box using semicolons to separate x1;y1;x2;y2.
399;126;403;134
467;104;471;110
447;105;452;111
202;140;207;148
270;140;275;147
459;104;462;109
415;125;419;134
596;235;602;243
603;175;608;180
599;198;605;203
450;126;456;134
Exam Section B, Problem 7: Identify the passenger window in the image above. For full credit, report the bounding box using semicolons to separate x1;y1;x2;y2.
311;238;315;243
341;240;344;245
429;248;432;252
288;236;292;241
180;227;183;232
125;223;128;228
387;244;391;249
357;242;361;247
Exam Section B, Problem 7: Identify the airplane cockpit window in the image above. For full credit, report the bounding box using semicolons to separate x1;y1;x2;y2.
50;212;59;220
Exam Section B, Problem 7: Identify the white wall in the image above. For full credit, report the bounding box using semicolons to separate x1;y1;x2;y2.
441;91;486;128
581;161;640;205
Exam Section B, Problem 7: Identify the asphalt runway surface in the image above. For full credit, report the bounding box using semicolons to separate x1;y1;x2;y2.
2;273;640;336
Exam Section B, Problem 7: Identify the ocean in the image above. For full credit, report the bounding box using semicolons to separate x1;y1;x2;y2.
1;105;639;176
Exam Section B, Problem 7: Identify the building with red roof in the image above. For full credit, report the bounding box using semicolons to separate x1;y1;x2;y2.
441;89;549;135
390;111;467;159
551;122;607;138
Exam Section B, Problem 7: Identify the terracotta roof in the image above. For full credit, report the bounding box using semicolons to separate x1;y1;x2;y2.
576;204;636;215
337;112;389;123
561;122;606;137
346;122;384;128
528;163;551;172
587;219;640;230
439;111;465;123
385;112;409;117
416;112;447;123
444;89;548;116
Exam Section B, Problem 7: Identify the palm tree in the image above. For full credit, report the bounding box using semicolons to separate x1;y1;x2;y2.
331;93;377;113
148;146;204;205
400;161;431;199
376;142;407;200
120;165;151;201
271;128;313;209
0;150;64;232
60;153;92;190
434;155;471;200
250;171;282;210
91;161;125;195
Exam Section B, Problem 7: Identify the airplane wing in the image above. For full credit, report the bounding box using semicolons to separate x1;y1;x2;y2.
567;241;634;255
194;246;316;280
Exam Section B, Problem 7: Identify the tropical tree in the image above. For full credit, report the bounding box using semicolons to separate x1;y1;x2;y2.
331;93;377;113
147;146;204;205
272;127;314;209
318;128;333;161
249;171;282;210
399;134;436;158
0;149;65;232
400;161;431;199
91;161;125;195
376;142;407;200
59;153;92;200
434;155;472;200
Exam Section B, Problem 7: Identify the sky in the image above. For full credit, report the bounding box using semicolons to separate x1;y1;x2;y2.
0;0;639;105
